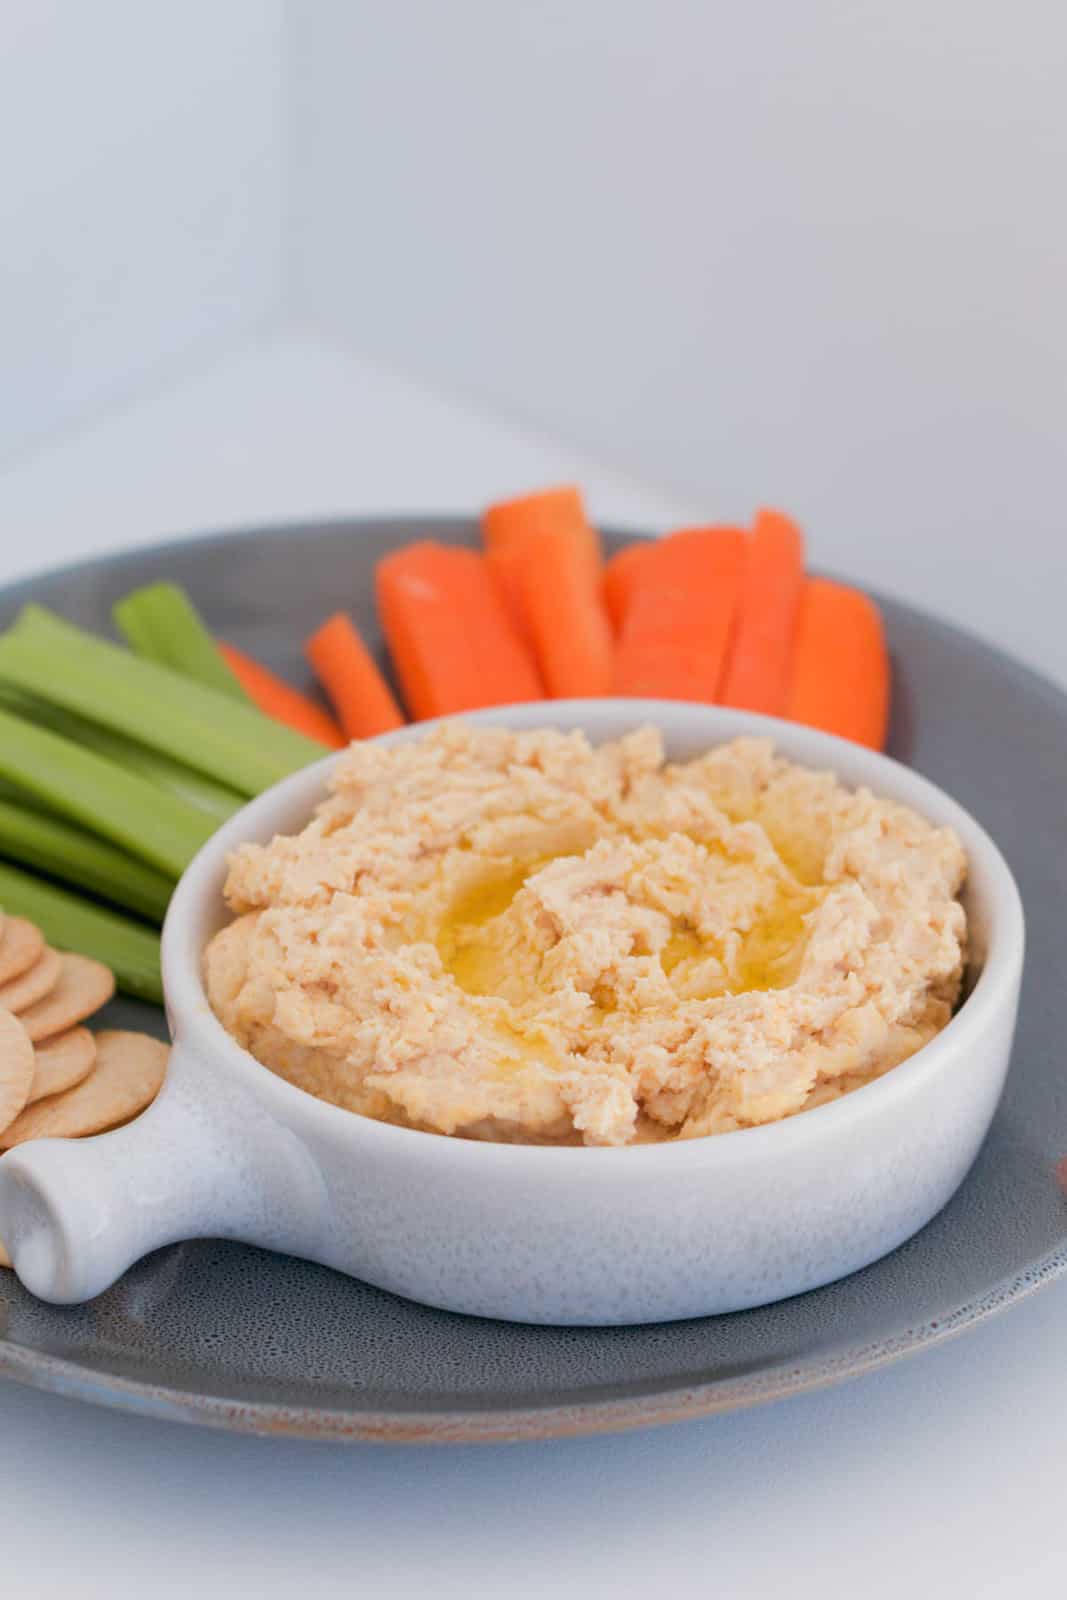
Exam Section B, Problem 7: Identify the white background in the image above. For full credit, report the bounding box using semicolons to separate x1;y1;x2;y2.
1;3;1066;1593
1;1;283;460
2;1;1064;670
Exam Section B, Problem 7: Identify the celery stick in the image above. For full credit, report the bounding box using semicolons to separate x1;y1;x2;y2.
0;797;174;923
81;726;244;821
0;686;242;821
0;606;327;796
0;861;162;1004
54;716;244;820
0;776;36;808
114;581;248;701
0;705;215;878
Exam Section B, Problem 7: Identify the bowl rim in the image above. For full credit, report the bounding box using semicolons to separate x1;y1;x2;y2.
162;698;1026;1172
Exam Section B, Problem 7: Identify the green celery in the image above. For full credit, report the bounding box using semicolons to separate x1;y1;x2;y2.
0;796;174;923
0;705;215;878
0;605;327;797
0;861;162;1004
114;581;248;701
0;685;242;821
0;776;36;808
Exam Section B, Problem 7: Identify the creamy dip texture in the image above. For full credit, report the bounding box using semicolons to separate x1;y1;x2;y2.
204;724;968;1146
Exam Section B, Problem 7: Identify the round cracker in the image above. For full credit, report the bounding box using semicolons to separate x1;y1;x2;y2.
0;918;44;986
0;1029;168;1148
17;954;115;1044
0;946;62;1014
28;1026;97;1105
0;1004;35;1134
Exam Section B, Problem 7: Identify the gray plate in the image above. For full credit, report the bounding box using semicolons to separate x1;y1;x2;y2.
0;518;1064;1443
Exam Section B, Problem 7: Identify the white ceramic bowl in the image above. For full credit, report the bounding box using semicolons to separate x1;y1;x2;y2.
0;702;1024;1324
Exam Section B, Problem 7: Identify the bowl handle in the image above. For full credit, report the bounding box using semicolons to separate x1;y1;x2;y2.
0;1038;327;1304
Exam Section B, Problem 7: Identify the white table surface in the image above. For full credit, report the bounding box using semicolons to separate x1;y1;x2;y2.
1;332;1064;1598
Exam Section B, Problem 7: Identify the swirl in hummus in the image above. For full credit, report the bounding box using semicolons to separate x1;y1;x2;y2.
204;724;967;1146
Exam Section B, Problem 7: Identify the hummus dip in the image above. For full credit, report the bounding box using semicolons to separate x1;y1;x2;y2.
204;724;967;1147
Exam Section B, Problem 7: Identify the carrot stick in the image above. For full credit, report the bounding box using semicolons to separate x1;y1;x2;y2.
786;578;890;749
376;542;544;719
514;530;614;697
603;542;656;634
719;509;805;716
482;487;613;697
613;527;746;701
219;642;347;748
483;485;601;575
486;543;534;647
304;614;405;741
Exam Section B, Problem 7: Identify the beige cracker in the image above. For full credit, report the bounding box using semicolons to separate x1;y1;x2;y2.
0;918;44;987
0;1030;168;1148
0;946;62;1014
17;954;115;1044
29;1026;97;1104
0;1004;36;1133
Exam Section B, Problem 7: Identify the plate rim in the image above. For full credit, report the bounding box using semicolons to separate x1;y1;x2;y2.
1;513;1064;1443
2;1236;1065;1442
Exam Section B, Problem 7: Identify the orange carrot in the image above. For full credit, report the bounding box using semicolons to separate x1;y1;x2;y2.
376;542;544;719
613;527;747;701
786;578;890;749
486;543;534;647
603;541;656;634
482;487;613;697
304;614;405;740
219;642;346;748
483;484;601;574
719;509;805;716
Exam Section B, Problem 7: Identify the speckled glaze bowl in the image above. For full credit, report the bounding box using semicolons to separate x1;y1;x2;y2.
0;701;1024;1324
